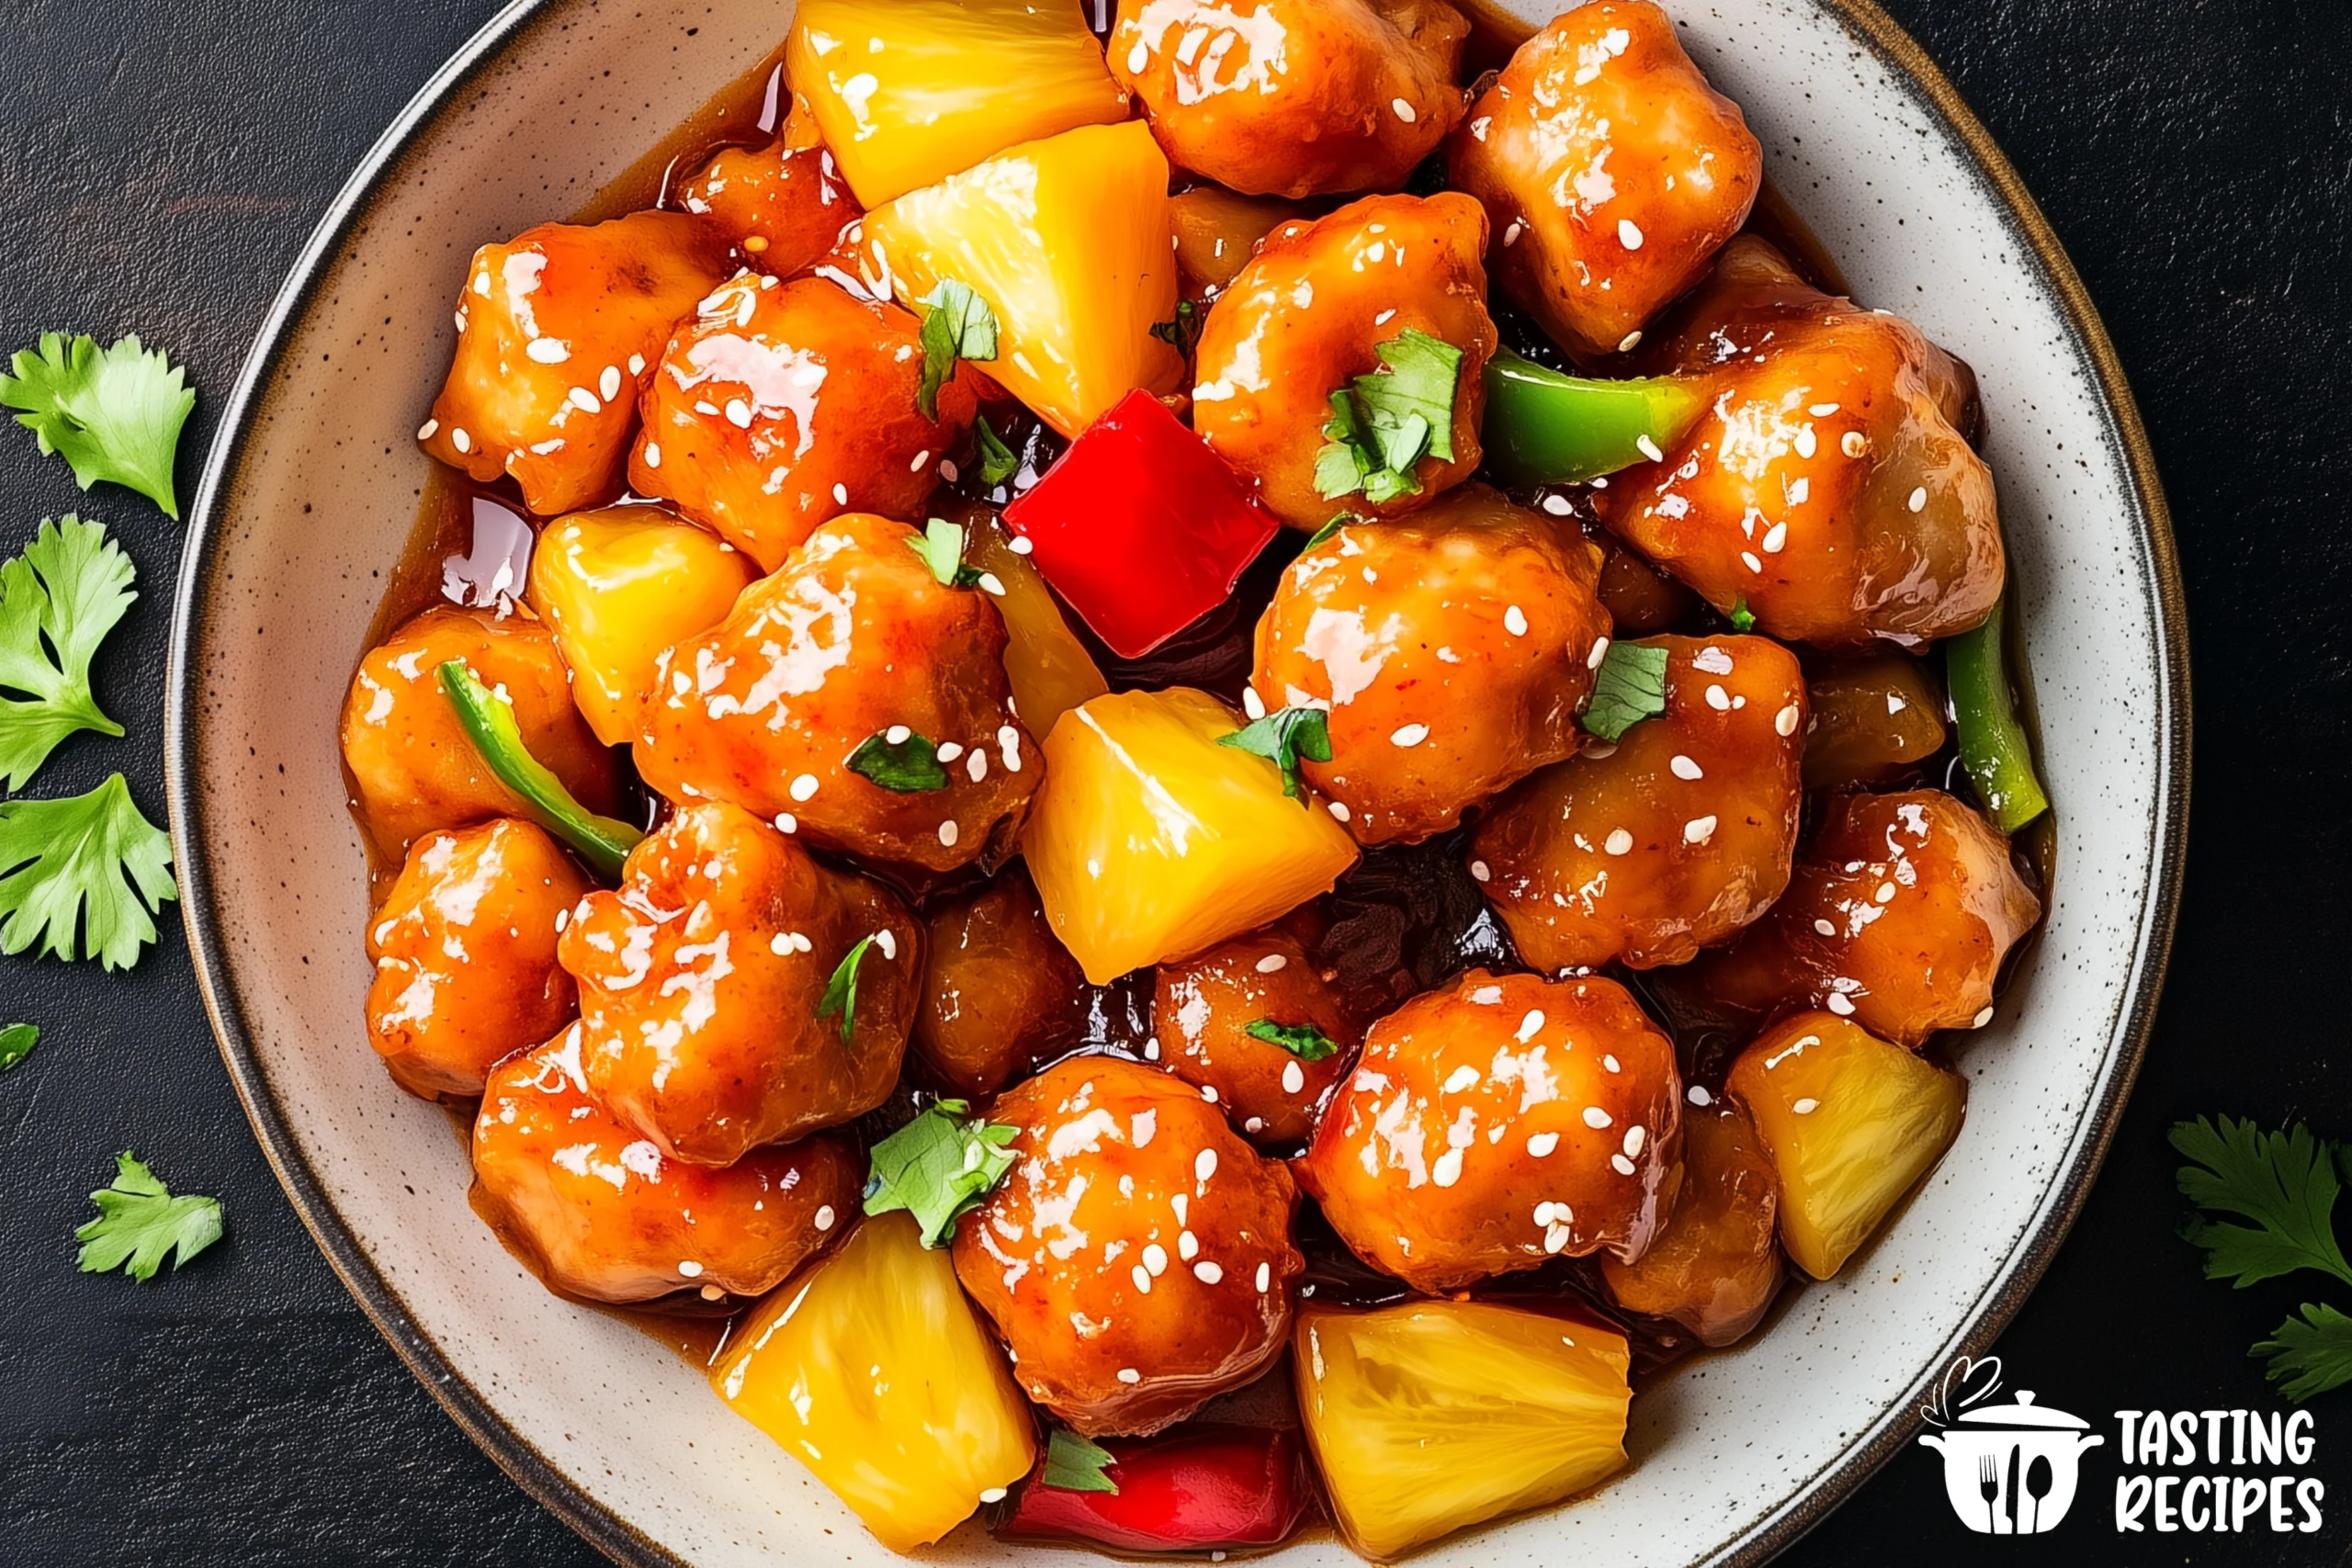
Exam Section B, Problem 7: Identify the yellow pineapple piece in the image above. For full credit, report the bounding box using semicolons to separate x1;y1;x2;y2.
972;513;1106;739
861;120;1185;437
1023;687;1358;984
526;507;758;746
786;0;1130;209
709;1213;1036;1552
1726;1011;1967;1280
1295;1301;1632;1561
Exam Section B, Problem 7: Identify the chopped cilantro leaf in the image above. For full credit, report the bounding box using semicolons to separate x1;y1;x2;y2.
2254;1302;2352;1402
0;1021;36;1072
1313;329;1464;504
1218;705;1332;802
0;333;195;518
2170;1116;2352;1290
917;280;999;421
0;515;135;789
0;774;175;971
1730;596;1755;635
847;730;950;793
905;518;984;589
1303;515;1353;550
1245;1019;1338;1061
1041;1428;1121;1495
75;1151;224;1282
1149;299;1203;359
862;1097;1019;1247
974;416;1020;488
1580;641;1669;743
817;935;878;1043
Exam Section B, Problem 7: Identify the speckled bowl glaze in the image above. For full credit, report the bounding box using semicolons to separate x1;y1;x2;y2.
165;2;2188;1564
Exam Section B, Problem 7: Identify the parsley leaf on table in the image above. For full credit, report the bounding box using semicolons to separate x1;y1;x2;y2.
0;773;175;970
1314;329;1463;504
2170;1115;2352;1290
0;1021;36;1072
916;279;999;421
1219;705;1331;802
0;516;136;789
0;334;196;519
862;1098;1019;1247
2254;1303;2352;1402
1040;1428;1121;1495
1581;641;1670;743
75;1151;224;1281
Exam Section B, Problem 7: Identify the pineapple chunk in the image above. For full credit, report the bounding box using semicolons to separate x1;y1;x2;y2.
1726;1011;1966;1280
526;507;757;746
861;120;1185;437
1295;1301;1631;1561
786;0;1131;209
1023;687;1358;984
709;1213;1037;1552
970;513;1107;739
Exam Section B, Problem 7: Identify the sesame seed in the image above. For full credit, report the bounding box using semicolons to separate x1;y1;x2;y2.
1241;686;1267;720
1582;1106;1612;1129
1670;755;1702;780
1329;800;1351;823
1776;704;1803;737
1527;1132;1559;1156
643;443;662;469
1544;1221;1574;1254
1143;1243;1168;1276
1706;684;1731;710
1604;829;1634;856
815;1205;835;1230
1908;485;1928;513
1516;1010;1544;1043
1256;953;1287;975
1635;434;1664;463
1610;1154;1637;1176
1283;1060;1306;1094
600;366;623;401
1875;881;1898;904
629;354;647;377
1542;493;1573;516
1688;1084;1713;1106
938;820;959;848
1194;1261;1225;1284
1792;1098;1820;1115
789;773;818;801
1504;604;1529;637
1842;431;1870;457
1826;992;1855;1016
1618;330;1643;353
886;724;911;744
1810;402;1840;417
1194;1148;1218;1183
979;1487;1008;1505
1117;1367;1141;1383
1741;549;1763;572
416;419;439;441
832;483;850;504
569;388;602;415
1684;816;1717;845
1973;1006;1996;1028
1815;918;1837;936
876;929;898;961
451;427;472;454
1431;1147;1464;1187
1623;1125;1645;1156
700;1284;725;1301
1618;219;1645;250
936;742;964;762
526;338;569;365
678;1260;704;1278
724;398;752;428
967;750;989;783
1443;1065;1481;1093
1794;427;1817;459
1131;1264;1152;1293
1762;522;1789;553
1009;535;1035;555
773;813;797;834
1589;637;1611;670
1391;723;1430;747
1256;1262;1271;1292
1392;96;1417;122
1469;859;1492;883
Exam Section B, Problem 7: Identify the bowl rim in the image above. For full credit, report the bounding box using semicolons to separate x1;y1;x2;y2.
162;2;2192;1564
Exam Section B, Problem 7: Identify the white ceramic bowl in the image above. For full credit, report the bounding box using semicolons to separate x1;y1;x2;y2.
165;2;2189;1564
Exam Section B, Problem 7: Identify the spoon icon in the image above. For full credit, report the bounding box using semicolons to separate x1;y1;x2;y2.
2023;1452;2055;1533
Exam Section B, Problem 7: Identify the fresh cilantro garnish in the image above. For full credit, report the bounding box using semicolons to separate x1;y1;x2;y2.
2172;1116;2352;1401
0;333;196;518
1580;641;1669;743
917;279;999;421
1730;596;1756;635
1313;329;1464;504
0;774;175;970
1040;1428;1121;1495
847;731;950;793
0;516;135;789
817;934;877;1043
974;415;1020;488
75;1151;224;1282
438;661;644;881
1149;299;1203;359
862;1097;1020;1247
0;1022;36;1072
1303;515;1355;551
1218;705;1331;802
904;518;983;589
1245;1019;1338;1061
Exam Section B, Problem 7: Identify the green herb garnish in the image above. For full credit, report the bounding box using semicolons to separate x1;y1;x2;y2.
904;518;983;589
1041;1428;1122;1495
862;1097;1020;1247
437;660;644;881
917;279;999;421
847;730;950;793
1218;705;1332;802
818;935;877;1043
1245;1019;1338;1061
0;516;136;789
974;415;1020;488
75;1151;224;1282
1303;515;1352;550
0;1022;37;1072
0;774;176;970
1729;596;1755;635
1580;641;1669;743
1314;329;1464;504
1149;299;1203;359
0;333;196;518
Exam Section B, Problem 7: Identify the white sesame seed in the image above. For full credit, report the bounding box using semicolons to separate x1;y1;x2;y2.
1826;992;1856;1016
1391;723;1430;748
1392;96;1418;122
1329;800;1351;823
1909;485;1929;513
1602;1055;1622;1074
1117;1367;1141;1383
967;750;989;784
1810;402;1839;417
1684;816;1717;845
600;366;623;401
1127;40;1149;71
643;443;662;469
1516;1010;1545;1043
1132;1264;1153;1293
1741;549;1764;572
1604;829;1634;856
1973;1006;1996;1028
1143;1243;1168;1277
886;724;911;745
1842;431;1870;457
979;1487;1007;1505
1688;1084;1713;1106
1875;881;1898;904
1541;493;1573;516
628;354;647;377
451;427;472;454
526;337;569;365
1194;1148;1218;1183
938;820;959;848
1469;860;1489;883
1545;1221;1574;1254
1610;1153;1637;1176
789;773;818;802
814;1204;835;1230
1527;1132;1559;1157
1589;636;1611;670
1776;704;1803;737
832;483;850;505
1282;1060;1306;1094
1762;522;1789;553
1670;754;1703;781
1008;534;1035;556
875;929;898;961
1618;330;1644;353
1256;1262;1271;1292
1794;427;1817;459
1815;918;1838;936
1193;1259;1226;1285
416;419;439;441
677;1259;704;1278
1618;219;1645;250
1706;684;1731;711
1000;727;1024;772
1582;1106;1612;1130
1431;1147;1464;1187
1443;1064;1481;1093
722;398;752;428
1255;953;1287;975
1635;434;1664;463
1504;604;1529;637
568;388;603;415
1792;1098;1820;1115
773;813;797;834
1623;1126;1645;1157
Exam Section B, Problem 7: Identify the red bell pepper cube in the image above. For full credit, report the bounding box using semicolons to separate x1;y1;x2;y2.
1001;390;1281;659
994;1423;1313;1554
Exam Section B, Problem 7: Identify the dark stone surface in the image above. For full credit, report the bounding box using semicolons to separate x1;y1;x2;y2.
0;0;2344;1563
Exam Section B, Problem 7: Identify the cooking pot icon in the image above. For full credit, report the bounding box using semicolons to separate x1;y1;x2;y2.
1917;1391;2104;1534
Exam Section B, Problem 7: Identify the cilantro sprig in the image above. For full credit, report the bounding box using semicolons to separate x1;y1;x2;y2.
817;935;878;1043
904;518;983;590
917;280;999;421
1149;299;1203;359
75;1151;224;1282
1219;705;1331;803
1245;1019;1338;1061
0;516;136;789
1580;641;1669;743
0;1021;36;1072
847;731;950;794
0;774;176;970
973;416;1020;488
1730;596;1756;635
2172;1116;2352;1401
1314;329;1464;505
1040;1428;1121;1495
0;334;196;518
862;1098;1019;1247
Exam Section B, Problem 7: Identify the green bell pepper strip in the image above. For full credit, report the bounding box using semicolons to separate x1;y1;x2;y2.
1479;350;1706;487
1944;598;2050;835
437;660;644;882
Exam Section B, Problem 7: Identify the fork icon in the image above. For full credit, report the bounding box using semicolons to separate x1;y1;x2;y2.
1977;1453;2001;1532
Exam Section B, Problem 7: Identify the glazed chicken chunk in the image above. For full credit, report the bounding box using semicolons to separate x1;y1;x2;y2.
339;604;621;859
634;513;1039;874
1249;487;1611;844
1298;969;1681;1292
560;802;921;1166
1451;0;1762;362
1600;237;2004;647
914;867;1093;1098
1109;0;1471;200
1470;634;1806;972
1597;1096;1781;1347
420;212;730;516
1676;788;2041;1047
673;129;861;278
1193;192;1497;529
471;1028;862;1305
629;274;979;572
1152;928;1357;1147
365;818;591;1100
954;1056;1305;1437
